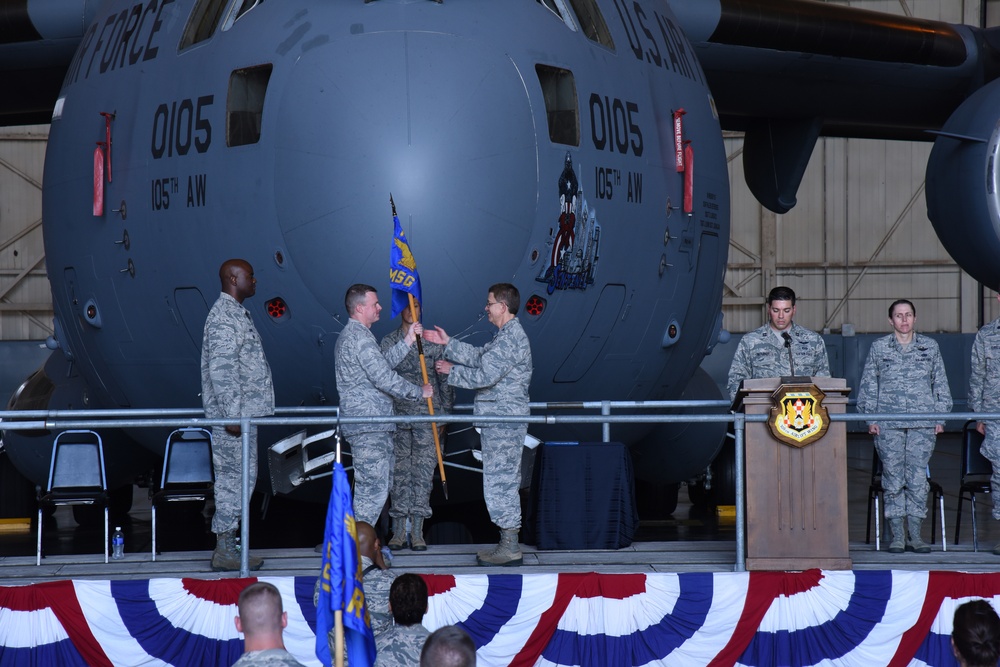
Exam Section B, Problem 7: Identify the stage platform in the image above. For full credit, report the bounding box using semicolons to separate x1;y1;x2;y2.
5;430;999;584
5;537;1000;586
2;433;999;665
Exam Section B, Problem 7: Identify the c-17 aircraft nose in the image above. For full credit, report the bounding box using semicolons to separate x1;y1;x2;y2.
272;30;540;314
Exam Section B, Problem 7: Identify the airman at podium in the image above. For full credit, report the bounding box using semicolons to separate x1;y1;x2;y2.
727;286;849;571
727;286;831;401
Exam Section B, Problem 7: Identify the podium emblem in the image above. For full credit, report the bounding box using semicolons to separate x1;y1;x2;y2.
768;384;830;447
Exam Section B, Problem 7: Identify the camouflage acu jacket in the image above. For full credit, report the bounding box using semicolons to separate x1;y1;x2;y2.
445;317;532;422
335;319;422;436
380;325;454;422
727;322;830;400
201;293;275;419
856;333;952;429
970;316;1000;414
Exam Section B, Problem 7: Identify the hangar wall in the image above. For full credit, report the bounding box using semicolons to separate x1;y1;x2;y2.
0;125;52;341
723;0;997;336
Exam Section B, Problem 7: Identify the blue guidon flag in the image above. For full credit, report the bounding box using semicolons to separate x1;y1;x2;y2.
389;196;422;319
315;462;375;667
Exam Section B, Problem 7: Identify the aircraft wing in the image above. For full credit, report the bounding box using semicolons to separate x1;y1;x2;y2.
672;0;999;139
0;0;97;125
671;0;1000;288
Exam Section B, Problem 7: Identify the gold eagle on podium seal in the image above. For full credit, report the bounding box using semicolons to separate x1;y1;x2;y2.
768;384;830;448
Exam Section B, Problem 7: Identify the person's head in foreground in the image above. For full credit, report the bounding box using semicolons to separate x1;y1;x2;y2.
420;625;476;667
235;582;288;652
953;599;1000;667
389;573;428;626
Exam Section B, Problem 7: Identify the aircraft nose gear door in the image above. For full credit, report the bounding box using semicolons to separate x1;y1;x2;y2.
553;284;625;383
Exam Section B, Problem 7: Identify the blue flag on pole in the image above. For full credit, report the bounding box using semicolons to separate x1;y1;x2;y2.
390;199;422;319
315;462;375;667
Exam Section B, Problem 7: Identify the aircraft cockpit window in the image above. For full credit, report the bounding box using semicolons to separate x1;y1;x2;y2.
536;0;577;33
537;0;562;18
566;0;614;49
221;0;263;32
180;0;230;49
536;65;579;147
227;65;273;147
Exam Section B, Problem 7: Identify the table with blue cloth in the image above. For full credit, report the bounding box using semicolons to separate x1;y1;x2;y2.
532;441;638;550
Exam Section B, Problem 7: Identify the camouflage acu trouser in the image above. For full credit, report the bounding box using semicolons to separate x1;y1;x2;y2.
210;426;258;534
481;425;526;530
349;431;394;526
981;422;1000;520
873;428;934;519
389;425;437;520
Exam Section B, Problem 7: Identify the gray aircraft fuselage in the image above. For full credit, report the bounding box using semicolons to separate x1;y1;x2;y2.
3;0;730;494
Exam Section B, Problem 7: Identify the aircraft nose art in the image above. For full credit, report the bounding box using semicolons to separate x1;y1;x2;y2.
273;31;538;311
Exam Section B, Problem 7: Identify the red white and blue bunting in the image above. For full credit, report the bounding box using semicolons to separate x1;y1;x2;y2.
0;570;997;666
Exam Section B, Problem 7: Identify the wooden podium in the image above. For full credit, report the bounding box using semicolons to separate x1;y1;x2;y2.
735;377;852;571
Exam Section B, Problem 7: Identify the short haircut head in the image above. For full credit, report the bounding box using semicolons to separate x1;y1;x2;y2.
888;299;915;319
766;286;796;305
489;283;520;315
953;599;1000;667
237;582;284;636
421;625;476;667
345;284;376;313
389;573;429;626
219;258;250;283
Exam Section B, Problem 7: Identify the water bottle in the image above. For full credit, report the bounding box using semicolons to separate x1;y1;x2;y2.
381;545;393;567
111;526;125;560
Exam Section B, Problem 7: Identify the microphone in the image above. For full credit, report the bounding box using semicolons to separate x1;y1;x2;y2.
781;331;796;377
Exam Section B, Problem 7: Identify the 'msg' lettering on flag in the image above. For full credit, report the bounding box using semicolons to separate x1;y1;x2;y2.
315;462;375;667
390;196;422;319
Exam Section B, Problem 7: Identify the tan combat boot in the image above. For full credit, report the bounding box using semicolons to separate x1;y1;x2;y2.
411;516;427;551
476;528;522;567
906;517;931;554
888;518;905;554
211;530;239;571
211;530;263;571
387;517;407;551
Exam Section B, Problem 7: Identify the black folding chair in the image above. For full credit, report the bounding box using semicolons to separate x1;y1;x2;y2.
866;447;884;548
955;420;993;552
149;428;214;560
37;430;109;565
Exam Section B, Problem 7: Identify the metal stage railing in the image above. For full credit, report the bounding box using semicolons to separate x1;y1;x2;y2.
0;403;988;576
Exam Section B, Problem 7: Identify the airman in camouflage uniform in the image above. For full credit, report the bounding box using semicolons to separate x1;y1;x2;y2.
335;284;432;527
969;292;1000;554
233;582;305;666
315;522;395;661
374;573;430;667
425;283;533;567
201;259;274;572
857;299;951;553
232;649;304;667
727;286;830;400
375;624;430;667
380;299;454;551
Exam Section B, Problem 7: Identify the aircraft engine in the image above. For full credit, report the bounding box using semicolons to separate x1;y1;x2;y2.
926;78;1000;291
